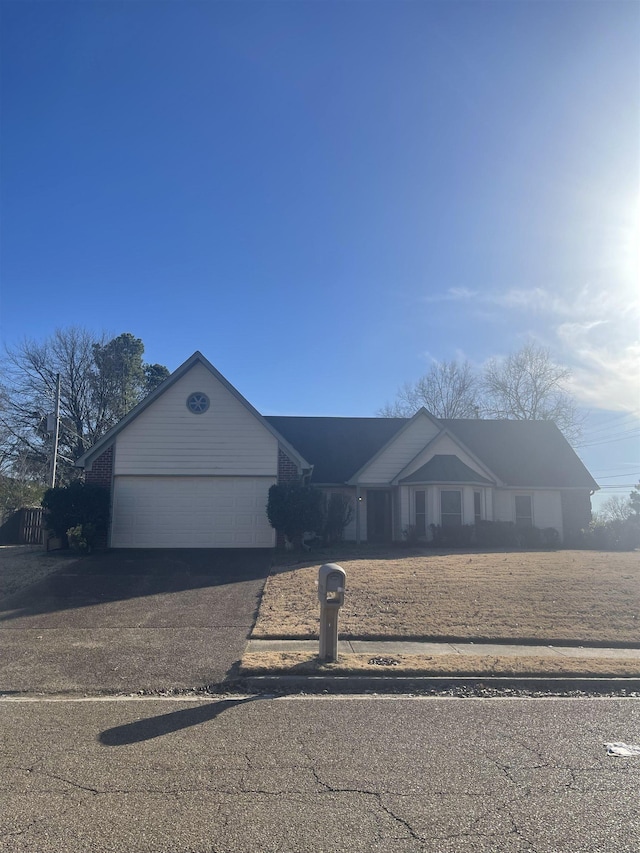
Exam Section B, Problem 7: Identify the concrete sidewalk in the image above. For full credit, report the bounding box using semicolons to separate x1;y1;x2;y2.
247;638;640;661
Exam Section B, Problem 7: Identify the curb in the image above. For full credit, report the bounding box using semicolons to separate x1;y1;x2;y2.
228;675;640;695
251;636;640;650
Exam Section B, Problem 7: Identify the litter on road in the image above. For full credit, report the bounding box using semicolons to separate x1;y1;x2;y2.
605;741;640;757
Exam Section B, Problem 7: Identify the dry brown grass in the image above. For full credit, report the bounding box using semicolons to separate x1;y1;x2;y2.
254;549;640;644
239;650;640;678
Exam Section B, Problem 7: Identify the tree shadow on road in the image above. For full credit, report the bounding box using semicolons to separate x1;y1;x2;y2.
99;696;261;746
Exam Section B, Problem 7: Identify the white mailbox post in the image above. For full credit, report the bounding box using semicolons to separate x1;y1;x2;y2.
318;563;346;662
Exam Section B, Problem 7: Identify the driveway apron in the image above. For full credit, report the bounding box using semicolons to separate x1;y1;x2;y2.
0;549;272;694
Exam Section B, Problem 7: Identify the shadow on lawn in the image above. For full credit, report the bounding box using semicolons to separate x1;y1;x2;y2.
269;545;524;575
0;548;273;623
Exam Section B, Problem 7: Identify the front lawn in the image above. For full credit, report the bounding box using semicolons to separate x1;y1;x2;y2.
253;549;640;644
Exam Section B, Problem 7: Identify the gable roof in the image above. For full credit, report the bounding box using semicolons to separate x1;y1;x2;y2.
76;352;311;471
400;454;494;485
264;416;406;483
439;419;598;489
75;350;598;492
267;415;598;489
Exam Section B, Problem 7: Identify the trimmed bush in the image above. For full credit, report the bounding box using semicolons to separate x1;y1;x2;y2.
266;482;325;549
429;523;475;548
475;520;520;548
516;525;543;549
323;493;354;545
41;481;110;545
541;527;561;549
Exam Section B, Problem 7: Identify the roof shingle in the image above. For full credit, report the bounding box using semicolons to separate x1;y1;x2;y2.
265;415;598;489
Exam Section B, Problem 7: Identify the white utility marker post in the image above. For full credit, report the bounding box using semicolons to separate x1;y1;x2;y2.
318;563;346;662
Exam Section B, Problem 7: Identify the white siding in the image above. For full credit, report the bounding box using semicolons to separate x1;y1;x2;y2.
462;487;475;525
355;491;367;541
493;489;512;522
492;489;563;535
533;491;563;536
399;485;411;533
114;363;278;476
354;415;440;484
111;475;276;548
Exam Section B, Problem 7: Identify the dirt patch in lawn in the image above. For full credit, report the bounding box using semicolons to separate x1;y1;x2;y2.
253;549;640;645
239;651;640;679
0;545;80;600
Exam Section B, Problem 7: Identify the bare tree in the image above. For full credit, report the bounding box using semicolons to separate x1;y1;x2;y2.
0;327;104;482
481;342;582;442
1;327;169;484
378;360;480;419
593;495;632;524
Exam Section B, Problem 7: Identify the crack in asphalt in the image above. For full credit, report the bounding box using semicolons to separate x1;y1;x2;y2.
308;766;424;842
1;800;78;842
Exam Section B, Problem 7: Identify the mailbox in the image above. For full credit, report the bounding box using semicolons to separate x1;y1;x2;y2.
318;563;346;607
318;563;346;663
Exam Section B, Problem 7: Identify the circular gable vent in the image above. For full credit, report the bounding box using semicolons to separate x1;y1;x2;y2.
186;392;210;414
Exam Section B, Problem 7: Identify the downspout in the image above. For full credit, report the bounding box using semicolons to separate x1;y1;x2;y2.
355;485;361;544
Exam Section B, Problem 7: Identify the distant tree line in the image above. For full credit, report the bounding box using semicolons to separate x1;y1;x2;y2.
0;327;169;491
587;483;640;550
378;342;582;443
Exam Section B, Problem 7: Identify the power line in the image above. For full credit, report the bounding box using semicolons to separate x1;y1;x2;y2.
581;411;640;438
596;472;640;479
577;429;640;448
596;484;638;490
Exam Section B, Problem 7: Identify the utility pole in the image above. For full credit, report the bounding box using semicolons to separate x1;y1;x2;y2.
50;373;61;488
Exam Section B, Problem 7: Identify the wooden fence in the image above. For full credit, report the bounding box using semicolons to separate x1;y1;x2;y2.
0;507;44;545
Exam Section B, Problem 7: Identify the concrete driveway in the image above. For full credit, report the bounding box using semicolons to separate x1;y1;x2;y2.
0;549;273;695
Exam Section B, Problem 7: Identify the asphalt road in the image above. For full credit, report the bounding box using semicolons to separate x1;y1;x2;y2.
1;695;639;852
0;549;272;693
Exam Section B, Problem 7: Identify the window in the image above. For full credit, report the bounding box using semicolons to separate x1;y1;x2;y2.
440;490;462;527
515;495;533;527
186;392;210;414
474;491;482;525
415;490;426;536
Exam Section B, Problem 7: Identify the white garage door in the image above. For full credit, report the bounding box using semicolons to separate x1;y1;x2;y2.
110;476;276;548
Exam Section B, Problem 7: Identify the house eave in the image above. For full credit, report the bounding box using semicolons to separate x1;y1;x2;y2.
346;408;442;485
392;428;500;487
76;351;312;472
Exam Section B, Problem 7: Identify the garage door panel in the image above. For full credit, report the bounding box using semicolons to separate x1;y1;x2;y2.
111;476;275;548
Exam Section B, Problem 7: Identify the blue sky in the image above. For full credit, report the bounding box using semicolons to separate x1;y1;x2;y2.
1;1;638;509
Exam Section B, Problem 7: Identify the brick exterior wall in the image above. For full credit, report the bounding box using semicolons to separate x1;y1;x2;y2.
276;448;301;547
277;448;300;484
83;446;113;550
84;445;114;489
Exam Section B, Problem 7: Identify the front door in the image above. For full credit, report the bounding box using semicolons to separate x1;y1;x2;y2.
367;490;392;542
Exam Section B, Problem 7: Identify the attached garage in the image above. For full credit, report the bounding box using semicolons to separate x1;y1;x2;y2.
110;476;276;548
76;353;310;549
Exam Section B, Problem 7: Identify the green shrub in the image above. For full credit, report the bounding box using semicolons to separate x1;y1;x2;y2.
266;482;325;549
429;523;475;548
541;527;561;549
402;525;421;546
516;525;543;549
42;481;110;544
67;523;98;553
323;493;354;545
579;517;640;551
474;520;520;548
